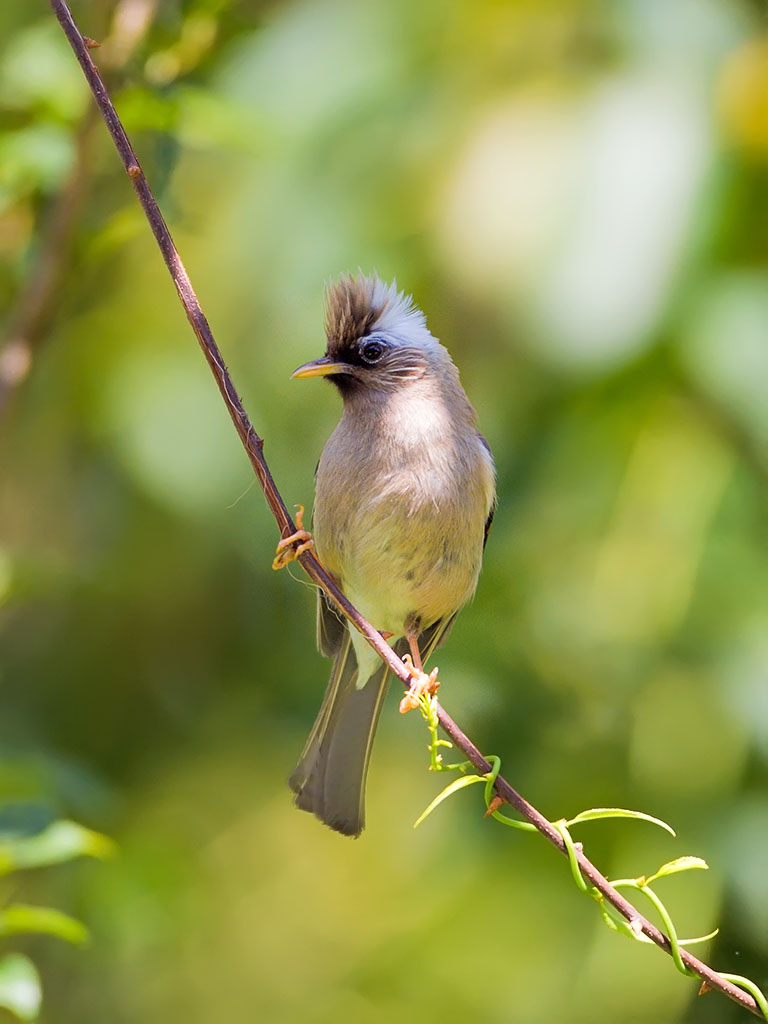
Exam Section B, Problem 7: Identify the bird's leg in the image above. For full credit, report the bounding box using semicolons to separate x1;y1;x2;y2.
399;620;440;714
272;504;314;570
407;633;423;672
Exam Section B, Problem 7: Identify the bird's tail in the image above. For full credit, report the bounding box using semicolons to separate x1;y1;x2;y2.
289;631;390;837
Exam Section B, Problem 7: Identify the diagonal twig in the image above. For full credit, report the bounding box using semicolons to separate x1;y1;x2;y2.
49;1;763;1016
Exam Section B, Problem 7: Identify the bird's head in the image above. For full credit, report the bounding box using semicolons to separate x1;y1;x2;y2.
291;274;443;396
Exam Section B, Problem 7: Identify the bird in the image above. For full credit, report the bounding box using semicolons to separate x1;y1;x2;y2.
282;273;496;837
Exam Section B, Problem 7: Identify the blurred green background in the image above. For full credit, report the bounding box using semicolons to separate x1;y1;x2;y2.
1;0;767;1021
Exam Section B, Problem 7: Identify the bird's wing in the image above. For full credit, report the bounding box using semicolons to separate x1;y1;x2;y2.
483;502;495;548
312;481;348;658
478;431;496;549
317;590;347;658
417;613;458;661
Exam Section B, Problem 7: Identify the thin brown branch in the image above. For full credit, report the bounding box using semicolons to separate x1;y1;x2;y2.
50;1;763;1017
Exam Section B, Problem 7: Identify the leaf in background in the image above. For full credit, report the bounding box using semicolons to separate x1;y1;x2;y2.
0;125;75;198
0;20;87;119
681;272;768;445
0;820;115;876
0;905;89;946
0;954;41;1022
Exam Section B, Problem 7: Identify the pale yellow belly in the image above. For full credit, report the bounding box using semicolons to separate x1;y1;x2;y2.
317;490;484;638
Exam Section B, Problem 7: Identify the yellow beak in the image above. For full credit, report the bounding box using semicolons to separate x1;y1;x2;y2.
291;356;349;379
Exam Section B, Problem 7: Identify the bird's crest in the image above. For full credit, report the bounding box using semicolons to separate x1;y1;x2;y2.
324;273;429;355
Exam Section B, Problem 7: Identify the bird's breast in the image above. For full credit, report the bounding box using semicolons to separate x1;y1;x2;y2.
312;408;494;636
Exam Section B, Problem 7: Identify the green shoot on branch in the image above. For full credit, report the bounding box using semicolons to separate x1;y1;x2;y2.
414;707;768;1021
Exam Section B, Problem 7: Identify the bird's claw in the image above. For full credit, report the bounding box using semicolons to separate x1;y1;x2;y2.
399;655;440;714
272;504;314;570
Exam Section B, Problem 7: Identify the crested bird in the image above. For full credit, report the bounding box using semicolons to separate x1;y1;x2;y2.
284;274;495;837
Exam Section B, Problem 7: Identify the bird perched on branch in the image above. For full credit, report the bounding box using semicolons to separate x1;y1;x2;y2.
279;274;495;837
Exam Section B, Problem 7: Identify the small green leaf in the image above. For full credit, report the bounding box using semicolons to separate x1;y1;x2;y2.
643;856;708;885
413;775;486;828
0;953;41;1021
0;820;115;877
0;905;89;945
567;807;676;837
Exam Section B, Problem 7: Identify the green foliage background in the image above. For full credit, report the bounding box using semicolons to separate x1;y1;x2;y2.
1;0;767;1021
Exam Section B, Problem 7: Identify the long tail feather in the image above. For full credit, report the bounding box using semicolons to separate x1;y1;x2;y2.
289;632;390;837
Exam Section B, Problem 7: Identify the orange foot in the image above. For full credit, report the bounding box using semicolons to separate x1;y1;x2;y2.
272;504;314;570
399;654;440;714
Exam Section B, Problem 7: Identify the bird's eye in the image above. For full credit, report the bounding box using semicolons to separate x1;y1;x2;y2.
360;339;386;364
